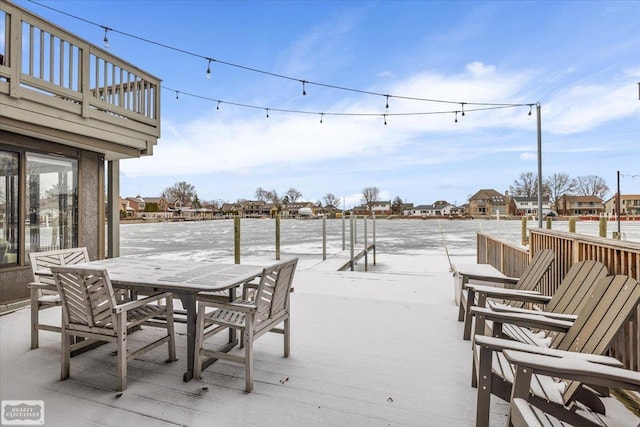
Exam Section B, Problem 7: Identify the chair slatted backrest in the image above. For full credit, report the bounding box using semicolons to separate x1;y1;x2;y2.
553;275;640;401
29;248;90;286
254;258;298;324
51;266;118;333
546;260;608;314
516;249;555;293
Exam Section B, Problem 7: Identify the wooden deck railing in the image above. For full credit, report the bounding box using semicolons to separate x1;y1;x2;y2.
0;1;160;134
479;229;640;372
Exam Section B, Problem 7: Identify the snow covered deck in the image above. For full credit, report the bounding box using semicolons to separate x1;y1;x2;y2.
0;254;635;426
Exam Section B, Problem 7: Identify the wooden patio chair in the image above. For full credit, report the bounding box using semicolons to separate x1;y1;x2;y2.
458;248;555;340
471;260;608;344
193;257;298;392
473;274;640;427
51;266;176;391
504;349;640;427
28;247;90;349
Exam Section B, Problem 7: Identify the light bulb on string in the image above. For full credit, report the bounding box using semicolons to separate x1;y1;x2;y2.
320;113;324;124
454;111;458;123
461;103;465;117
385;95;390;110
216;101;221;111
175;90;179;100
265;108;269;118
206;59;212;79
383;114;387;126
102;27;109;48
302;80;307;96
528;105;532;116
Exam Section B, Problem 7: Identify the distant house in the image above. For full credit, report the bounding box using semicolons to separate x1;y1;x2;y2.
352;201;392;216
468;189;509;217
556;195;604;217
284;202;316;218
604;194;640;217
510;196;551;217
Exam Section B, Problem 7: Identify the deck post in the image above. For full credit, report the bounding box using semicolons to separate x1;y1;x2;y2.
322;216;326;261
234;216;240;264
364;216;368;272
349;212;355;271
275;213;281;260
373;213;376;265
107;160;120;258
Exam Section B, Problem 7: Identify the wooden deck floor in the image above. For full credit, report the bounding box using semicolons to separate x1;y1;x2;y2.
0;257;634;426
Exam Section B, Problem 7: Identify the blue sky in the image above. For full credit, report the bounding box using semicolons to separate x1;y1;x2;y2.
18;0;640;208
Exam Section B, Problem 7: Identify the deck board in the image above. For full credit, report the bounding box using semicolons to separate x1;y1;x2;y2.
5;262;633;426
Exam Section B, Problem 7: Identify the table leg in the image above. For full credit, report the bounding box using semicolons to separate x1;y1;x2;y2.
177;292;197;382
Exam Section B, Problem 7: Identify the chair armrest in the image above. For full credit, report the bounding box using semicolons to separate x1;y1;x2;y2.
471;306;573;333
469;285;548;304
28;282;57;291
113;292;173;314
462;274;519;286
504;350;640;391
198;298;257;313
473;335;623;367
242;281;259;300
487;302;578;321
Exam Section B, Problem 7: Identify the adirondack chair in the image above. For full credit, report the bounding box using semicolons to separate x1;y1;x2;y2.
504;349;640;427
473;274;640;427
194;257;298;392
458;249;555;340
28;247;90;349
471;260;608;344
51;266;176;391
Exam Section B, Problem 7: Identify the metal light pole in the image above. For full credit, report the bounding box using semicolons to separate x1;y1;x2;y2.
536;103;543;228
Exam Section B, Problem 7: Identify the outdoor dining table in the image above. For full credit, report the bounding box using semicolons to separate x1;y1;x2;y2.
37;257;264;382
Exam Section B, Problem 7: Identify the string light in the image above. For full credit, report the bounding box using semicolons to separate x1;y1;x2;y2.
454;111;458;123
216;101;221;110
24;0;535;112
206;58;212;79
175;90;179;100
528;104;532;116
383;114;387;126
461;103;465;116
161;85;534;123
385;95;390;110
102;27;109;48
302;80;307;96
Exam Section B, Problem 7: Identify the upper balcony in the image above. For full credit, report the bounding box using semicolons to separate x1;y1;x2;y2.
0;0;160;160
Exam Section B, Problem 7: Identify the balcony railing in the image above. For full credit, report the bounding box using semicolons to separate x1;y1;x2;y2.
0;1;160;154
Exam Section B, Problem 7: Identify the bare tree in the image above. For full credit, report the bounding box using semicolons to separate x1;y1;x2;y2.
254;188;285;212
361;187;380;212
545;172;575;206
285;188;302;202
162;181;196;206
509;172;538;197
575;175;610;199
322;193;341;209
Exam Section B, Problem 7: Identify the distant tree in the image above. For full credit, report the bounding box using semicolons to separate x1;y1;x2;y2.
192;194;201;209
285;188;302;202
322;193;341;209
391;196;404;215
545;172;575;206
162;181;196;206
575;175;610;199
254;188;285;213
361;187;380;212
255;187;269;202
509;172;538;197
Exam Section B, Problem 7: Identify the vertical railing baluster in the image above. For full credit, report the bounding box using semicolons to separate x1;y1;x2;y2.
29;24;34;76
48;33;54;83
39;28;44;79
59;38;64;87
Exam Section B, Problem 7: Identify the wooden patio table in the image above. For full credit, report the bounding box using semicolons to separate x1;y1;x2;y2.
37;257;263;382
